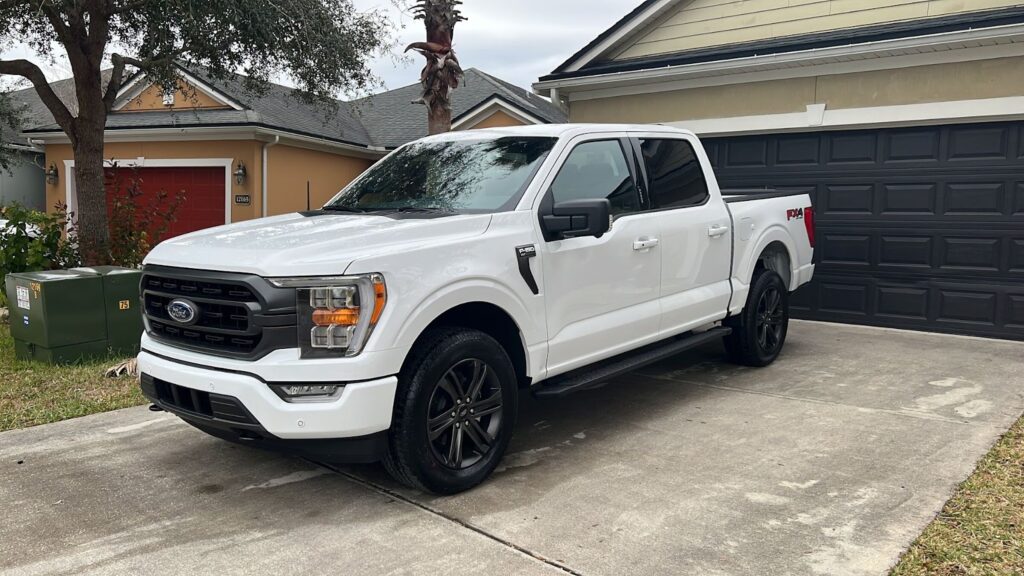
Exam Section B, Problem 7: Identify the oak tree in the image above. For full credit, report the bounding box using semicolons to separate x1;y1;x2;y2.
0;0;390;262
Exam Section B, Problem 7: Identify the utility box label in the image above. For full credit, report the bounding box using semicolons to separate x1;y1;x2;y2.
119;300;131;310
16;286;30;310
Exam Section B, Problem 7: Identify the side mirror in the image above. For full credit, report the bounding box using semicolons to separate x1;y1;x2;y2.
541;199;611;241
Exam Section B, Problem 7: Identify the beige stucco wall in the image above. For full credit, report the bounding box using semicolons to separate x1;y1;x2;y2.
569;56;1024;123
615;0;1024;60
119;79;230;112
265;144;374;215
463;110;528;129
44;140;262;223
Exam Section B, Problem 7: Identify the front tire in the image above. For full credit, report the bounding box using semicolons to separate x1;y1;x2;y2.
383;328;517;494
724;269;789;367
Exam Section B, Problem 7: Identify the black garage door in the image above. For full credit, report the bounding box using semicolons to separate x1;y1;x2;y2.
705;121;1024;340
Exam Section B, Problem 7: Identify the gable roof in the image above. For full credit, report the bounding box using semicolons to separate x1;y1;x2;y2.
353;68;566;148
14;66;565;151
542;2;1024;83
1;71;115;148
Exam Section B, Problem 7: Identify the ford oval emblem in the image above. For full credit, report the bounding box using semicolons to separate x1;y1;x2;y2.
167;299;199;325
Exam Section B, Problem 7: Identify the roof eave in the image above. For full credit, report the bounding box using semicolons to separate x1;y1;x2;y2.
534;19;1024;96
539;5;1024;86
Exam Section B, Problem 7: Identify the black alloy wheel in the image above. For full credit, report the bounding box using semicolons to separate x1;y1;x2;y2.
427;358;503;469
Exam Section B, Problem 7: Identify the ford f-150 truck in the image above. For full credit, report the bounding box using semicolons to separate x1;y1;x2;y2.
138;124;814;493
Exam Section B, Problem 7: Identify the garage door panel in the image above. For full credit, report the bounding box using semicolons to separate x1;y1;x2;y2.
709;121;1024;340
884;129;940;163
877;286;929;320
938;290;998;326
948;125;1011;161
881;183;938;215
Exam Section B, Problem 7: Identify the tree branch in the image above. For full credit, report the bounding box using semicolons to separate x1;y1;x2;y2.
103;54;128;112
0;59;76;139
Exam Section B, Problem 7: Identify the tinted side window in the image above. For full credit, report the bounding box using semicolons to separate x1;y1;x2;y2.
640;138;709;210
550;140;640;216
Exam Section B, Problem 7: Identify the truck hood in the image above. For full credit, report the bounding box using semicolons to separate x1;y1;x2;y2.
144;212;493;276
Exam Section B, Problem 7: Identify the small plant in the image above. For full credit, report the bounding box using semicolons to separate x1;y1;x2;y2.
0;202;82;308
105;165;186;268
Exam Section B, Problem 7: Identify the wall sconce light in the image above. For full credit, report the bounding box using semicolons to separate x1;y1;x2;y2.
233;162;247;185
45;163;59;185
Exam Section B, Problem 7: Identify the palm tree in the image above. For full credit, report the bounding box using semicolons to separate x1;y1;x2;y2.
406;0;466;135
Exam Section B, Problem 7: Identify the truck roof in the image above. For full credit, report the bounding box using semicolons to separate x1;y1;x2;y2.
420;123;695;142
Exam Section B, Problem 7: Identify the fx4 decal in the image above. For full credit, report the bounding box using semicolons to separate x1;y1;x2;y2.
787;208;805;221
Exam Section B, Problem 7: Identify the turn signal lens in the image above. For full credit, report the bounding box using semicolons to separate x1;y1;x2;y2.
371;276;387;324
312;308;360;326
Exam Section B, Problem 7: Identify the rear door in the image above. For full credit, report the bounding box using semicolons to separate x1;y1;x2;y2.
629;133;733;337
538;136;663;376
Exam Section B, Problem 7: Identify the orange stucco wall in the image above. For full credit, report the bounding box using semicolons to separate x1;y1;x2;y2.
119;79;230;112
464;110;527;129
44;140;262;223
265;144;375;215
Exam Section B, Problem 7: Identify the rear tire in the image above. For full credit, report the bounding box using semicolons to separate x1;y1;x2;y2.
724;269;789;367
383;328;517;494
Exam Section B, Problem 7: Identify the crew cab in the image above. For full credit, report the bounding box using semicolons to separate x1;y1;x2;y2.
138;124;815;493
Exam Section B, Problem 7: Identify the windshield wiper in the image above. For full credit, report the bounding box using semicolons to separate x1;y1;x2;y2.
321;205;367;213
391;206;453;213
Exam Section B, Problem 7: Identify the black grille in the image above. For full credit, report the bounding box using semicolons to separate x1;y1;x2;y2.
141;266;298;360
142;272;263;355
148;319;261;354
145;293;249;331
143;374;256;425
143;275;256;302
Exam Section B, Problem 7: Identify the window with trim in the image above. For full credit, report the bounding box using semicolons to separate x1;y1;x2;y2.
639;138;709;210
549;140;640;216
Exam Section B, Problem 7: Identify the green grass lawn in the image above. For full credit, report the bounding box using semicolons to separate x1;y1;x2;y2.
891;414;1024;575
0;323;144;432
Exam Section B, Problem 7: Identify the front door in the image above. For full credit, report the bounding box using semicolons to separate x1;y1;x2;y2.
539;137;663;377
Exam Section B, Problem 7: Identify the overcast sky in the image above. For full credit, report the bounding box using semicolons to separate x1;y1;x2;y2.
0;0;639;94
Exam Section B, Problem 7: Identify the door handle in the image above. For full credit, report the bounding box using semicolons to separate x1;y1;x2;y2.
708;225;730;238
633;237;660;251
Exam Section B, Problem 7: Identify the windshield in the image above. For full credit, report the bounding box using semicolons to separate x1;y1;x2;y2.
325;136;557;214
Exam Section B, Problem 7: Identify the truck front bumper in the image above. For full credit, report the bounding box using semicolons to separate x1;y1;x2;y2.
137;349;398;460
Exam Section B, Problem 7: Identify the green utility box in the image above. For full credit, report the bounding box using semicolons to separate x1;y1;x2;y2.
71;266;144;356
5;270;109;364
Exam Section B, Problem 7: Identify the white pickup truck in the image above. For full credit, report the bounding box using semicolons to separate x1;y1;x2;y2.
138;124;815;493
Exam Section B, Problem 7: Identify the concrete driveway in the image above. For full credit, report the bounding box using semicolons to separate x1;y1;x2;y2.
2;321;1023;576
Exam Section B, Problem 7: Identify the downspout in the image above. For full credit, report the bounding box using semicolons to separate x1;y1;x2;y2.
261;135;280;218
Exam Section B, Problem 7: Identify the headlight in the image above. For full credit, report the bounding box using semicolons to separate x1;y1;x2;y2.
268;273;387;358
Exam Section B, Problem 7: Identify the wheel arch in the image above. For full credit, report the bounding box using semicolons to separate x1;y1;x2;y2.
742;226;798;291
406;302;531;388
754;241;793;290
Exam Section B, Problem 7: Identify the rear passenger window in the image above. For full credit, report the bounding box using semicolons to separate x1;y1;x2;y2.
550;140;640;216
639;138;709;210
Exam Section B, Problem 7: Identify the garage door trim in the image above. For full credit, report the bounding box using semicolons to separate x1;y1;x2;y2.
64;157;234;225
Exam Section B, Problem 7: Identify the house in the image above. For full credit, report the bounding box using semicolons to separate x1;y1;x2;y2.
14;66;564;238
0;88;46;210
535;0;1024;341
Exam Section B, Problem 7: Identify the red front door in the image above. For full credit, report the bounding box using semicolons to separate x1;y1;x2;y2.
104;166;226;241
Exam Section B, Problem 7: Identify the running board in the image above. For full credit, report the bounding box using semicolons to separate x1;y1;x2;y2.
533;327;732;399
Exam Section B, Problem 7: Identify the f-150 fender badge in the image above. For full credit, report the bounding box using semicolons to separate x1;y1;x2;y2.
787;208;805;221
515;244;539;295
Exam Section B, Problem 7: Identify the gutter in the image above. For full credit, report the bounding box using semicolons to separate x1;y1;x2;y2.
261;135;280;218
534;20;1024;93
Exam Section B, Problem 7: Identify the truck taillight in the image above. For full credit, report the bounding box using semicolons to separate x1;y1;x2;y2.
803;206;815;248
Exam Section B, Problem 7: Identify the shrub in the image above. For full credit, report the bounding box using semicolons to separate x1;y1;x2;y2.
105;166;186;268
0;202;82;308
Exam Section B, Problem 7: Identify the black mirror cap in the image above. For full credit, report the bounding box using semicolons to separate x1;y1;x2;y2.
541;199;611;241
